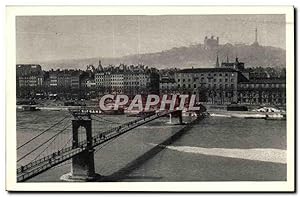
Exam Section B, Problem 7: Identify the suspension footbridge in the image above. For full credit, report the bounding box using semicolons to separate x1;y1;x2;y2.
17;110;184;182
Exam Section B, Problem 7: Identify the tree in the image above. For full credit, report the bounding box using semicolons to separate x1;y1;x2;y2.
197;86;208;102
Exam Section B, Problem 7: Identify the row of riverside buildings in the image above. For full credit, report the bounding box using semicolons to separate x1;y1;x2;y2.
16;57;286;106
16;62;160;99
160;57;286;106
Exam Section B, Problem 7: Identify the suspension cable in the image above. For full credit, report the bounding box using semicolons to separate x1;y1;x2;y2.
32;121;71;161
17;123;72;162
92;118;119;126
17;115;70;150
91;114;120;124
61;135;73;149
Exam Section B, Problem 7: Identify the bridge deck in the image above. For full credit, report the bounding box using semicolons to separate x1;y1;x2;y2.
17;110;174;182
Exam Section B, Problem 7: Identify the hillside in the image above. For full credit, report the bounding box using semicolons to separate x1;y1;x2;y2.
38;43;286;70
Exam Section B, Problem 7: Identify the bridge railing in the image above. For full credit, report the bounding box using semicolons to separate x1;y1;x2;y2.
17;110;174;178
91;110;170;147
17;144;79;174
17;147;85;182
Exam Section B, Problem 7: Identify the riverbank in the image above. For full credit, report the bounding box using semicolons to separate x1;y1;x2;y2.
208;111;286;120
17;112;197;182
17;110;286;182
17;104;286;121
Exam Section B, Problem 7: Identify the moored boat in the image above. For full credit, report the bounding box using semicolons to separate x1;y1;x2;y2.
227;104;248;111
127;110;155;117
18;105;40;111
101;107;125;115
265;113;286;120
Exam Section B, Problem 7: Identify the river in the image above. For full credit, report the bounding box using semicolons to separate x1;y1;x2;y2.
16;110;286;182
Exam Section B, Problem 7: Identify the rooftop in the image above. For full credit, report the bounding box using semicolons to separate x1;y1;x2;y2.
160;78;176;83
177;67;238;73
240;78;286;84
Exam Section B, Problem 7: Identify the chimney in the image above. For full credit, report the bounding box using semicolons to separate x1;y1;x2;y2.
216;55;220;68
235;57;239;63
255;28;258;43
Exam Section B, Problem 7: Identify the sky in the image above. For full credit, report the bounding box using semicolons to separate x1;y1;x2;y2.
16;15;286;63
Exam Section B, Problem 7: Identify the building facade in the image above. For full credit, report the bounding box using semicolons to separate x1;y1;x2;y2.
49;71;58;87
17;64;44;88
16;60;286;106
16;64;42;76
220;57;245;71
57;71;71;88
238;78;286;106
94;65;159;96
174;68;248;104
159;76;177;94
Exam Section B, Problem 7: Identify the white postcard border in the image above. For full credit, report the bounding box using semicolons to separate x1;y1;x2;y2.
6;5;295;192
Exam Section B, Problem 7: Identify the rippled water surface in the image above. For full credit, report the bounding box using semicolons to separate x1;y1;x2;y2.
17;110;287;181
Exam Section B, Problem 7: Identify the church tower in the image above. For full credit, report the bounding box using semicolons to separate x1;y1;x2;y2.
252;28;259;47
97;60;103;71
216;54;220;68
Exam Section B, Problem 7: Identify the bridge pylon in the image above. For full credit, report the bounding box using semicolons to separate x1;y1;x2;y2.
61;112;100;182
169;110;183;125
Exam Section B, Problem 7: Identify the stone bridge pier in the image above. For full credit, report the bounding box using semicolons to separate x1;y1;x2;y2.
61;116;100;182
169;110;183;125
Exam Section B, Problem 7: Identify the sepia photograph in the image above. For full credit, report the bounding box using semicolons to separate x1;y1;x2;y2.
6;6;295;192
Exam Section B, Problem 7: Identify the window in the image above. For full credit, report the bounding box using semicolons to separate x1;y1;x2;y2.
219;79;222;82
194;84;196;88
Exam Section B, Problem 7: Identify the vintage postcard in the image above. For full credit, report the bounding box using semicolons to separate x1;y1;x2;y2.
6;6;295;192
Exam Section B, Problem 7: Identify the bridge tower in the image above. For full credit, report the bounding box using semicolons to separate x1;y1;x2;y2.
61;112;100;182
169;110;183;125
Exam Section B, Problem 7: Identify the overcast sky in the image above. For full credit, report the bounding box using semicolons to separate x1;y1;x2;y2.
16;15;286;63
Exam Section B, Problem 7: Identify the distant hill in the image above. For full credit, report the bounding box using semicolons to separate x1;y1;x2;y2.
38;43;286;70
